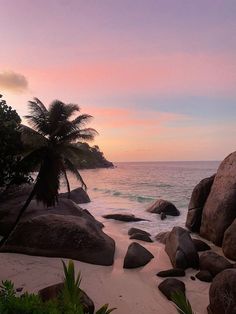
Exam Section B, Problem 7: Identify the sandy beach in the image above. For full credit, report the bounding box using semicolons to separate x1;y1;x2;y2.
0;219;211;314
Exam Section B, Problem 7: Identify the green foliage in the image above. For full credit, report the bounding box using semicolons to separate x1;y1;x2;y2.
0;95;31;187
171;291;195;314
60;260;83;314
72;143;113;169
95;304;117;314
0;261;116;314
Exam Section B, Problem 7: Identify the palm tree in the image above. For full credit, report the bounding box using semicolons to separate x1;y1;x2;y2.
2;98;97;244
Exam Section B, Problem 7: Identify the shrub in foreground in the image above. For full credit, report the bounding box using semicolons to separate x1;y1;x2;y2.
0;260;115;314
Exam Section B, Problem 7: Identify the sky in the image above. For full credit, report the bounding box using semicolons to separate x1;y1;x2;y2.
0;0;236;161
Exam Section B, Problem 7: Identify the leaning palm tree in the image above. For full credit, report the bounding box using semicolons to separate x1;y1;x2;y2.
2;98;97;243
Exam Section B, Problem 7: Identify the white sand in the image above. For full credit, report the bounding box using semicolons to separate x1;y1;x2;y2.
0;220;210;314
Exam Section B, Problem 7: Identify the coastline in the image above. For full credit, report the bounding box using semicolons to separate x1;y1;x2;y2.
0;219;211;314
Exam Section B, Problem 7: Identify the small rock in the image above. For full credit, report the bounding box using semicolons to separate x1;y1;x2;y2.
158;278;185;300
190;276;196;281
128;228;151;236
196;270;213;282
38;283;94;314
123;242;154;269
165;227;199;269
103;214;148;222
147;199;180;216
199;251;233;277
156;268;185;277
130;233;153;242
16;287;23;292
160;212;167;220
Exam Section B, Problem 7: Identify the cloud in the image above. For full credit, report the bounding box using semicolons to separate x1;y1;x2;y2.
0;71;28;92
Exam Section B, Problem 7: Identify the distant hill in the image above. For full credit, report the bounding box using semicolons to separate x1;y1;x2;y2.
74;143;114;169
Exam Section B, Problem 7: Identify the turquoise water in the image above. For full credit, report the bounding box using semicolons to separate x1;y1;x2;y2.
66;161;219;235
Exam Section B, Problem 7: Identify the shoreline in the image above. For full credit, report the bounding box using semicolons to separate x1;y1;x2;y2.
0;219;211;314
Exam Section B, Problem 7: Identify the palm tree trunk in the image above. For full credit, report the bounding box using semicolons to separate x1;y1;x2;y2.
0;183;37;246
63;169;71;199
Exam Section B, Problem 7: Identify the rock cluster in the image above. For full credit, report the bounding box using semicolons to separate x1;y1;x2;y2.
186;152;236;260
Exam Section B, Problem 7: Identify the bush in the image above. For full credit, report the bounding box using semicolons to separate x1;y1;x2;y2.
0;260;116;314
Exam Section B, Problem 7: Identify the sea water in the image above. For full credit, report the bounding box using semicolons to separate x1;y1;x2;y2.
66;161;219;236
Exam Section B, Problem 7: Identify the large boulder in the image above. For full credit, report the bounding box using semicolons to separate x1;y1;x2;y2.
200;152;236;246
155;231;170;244
165;227;199;269
147;199;180;216
123;242;154;268
186;175;215;232
0;213;115;266
222;218;236;261
199;251;233;277
208;269;236;314
192;238;211;252
38;282;94;314
158;279;185;300
59;187;90;204
0;197;103;236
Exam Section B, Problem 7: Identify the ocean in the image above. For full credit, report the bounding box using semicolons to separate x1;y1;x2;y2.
66;161;220;236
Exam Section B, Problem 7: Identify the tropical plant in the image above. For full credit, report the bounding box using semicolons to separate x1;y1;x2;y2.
61;260;116;314
0;261;116;314
1;98;97;244
171;291;195;314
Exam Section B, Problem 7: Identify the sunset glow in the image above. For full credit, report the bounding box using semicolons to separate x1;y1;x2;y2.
1;0;236;161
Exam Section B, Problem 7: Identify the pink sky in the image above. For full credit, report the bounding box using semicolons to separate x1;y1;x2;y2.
1;0;236;161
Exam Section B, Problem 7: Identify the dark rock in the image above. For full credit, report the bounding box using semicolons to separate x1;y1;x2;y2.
192;238;211;252
200;152;236;246
147;199;180;216
128;228;151;237
0;197;103;236
38;282;94;314
156;268;185;277
123;242;154;269
103;214;148;222
186;175;215;232
222;218;236;261
130;233;153;242
59;187;90;204
155;232;170;244
199;251;232;277
158;278;185;300
165;227;199;269
208;269;236;314
196;270;213;282
160;212;167;220
190;276;196;281
1;213;115;266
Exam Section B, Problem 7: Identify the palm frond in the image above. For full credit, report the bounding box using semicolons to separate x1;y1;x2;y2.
20;124;48;149
33;97;48;113
64;158;87;190
25;100;49;135
60;128;98;143
171;291;195;314
18;147;47;173
72;114;93;127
